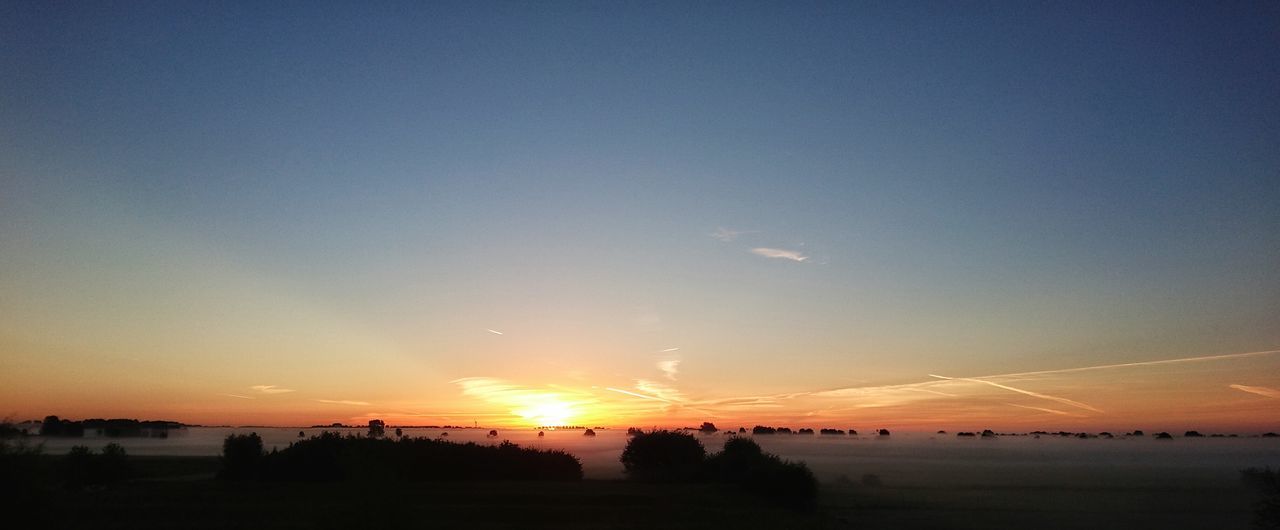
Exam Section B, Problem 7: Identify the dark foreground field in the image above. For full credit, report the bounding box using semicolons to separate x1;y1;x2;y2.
8;456;1266;529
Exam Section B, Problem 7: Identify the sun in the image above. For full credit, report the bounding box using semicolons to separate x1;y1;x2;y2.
514;396;575;427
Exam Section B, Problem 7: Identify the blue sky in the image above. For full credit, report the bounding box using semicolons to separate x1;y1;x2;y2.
2;1;1277;427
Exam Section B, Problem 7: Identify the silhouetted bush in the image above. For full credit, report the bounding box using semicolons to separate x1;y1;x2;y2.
877;429;890;436
583;429;596;437
1154;432;1173;439
61;443;130;489
1184;430;1204;438
219;432;264;480
225;432;581;482
752;426;776;435
368;419;386;438
703;437;818;507
797;428;814;435
820;429;845;435
699;422;717;433
620;430;706;483
957;432;976;437
1;439;48;505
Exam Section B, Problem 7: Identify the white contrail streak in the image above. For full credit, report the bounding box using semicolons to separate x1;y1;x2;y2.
486;329;504;335
980;349;1280;379
1005;403;1082;417
604;387;672;403
929;374;1103;413
1229;384;1280;398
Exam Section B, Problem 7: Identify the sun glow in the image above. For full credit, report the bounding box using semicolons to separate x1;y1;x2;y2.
514;398;574;427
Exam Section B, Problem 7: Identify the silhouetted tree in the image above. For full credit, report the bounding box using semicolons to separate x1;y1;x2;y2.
1184;430;1204;438
583;429;596;437
699;422;717;433
368;419;386;438
620;430;706;482
395;428;403;438
878;429;890;436
220;432;264;480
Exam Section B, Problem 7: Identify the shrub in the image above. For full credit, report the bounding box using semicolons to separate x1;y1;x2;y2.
61;444;130;489
1;439;48;503
704;437;818;507
222;432;581;482
220;433;264;479
620;430;706;482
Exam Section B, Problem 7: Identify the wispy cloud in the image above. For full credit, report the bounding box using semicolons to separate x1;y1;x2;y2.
250;385;295;394
221;393;255;400
658;359;680;381
605;387;673;403
486;329;504;335
928;374;1103;413
1229;384;1280;398
710;227;755;242
750;247;808;262
988;349;1280;379
660;347;680;353
316;399;371;406
1005;403;1083;417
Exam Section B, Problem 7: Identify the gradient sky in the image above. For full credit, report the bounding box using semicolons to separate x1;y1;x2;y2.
2;1;1278;431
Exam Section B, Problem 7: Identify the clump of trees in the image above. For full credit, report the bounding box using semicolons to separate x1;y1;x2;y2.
620;430;706;482
621;430;817;508
39;416;85;437
219;432;581;482
62;443;131;489
819;429;845;435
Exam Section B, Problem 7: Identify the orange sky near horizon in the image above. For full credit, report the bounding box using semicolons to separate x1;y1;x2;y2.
5;347;1278;433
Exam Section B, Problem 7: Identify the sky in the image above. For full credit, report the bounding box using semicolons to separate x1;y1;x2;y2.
2;1;1278;431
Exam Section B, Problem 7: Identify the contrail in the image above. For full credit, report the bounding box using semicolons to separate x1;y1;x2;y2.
221;393;255;400
660;347;680;352
486;329;504;335
605;387;672;403
929;374;1103;413
979;349;1280;380
1229;384;1280;399
1005;403;1083;417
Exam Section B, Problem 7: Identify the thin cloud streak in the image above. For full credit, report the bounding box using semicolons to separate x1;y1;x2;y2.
486;329;504;335
250;385;295;394
710;227;755;242
1005;403;1084;417
221;393;255;400
984;349;1280;379
929;374;1103;413
750;247;809;262
604;387;672;403
316;399;372;406
1229;384;1280;399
